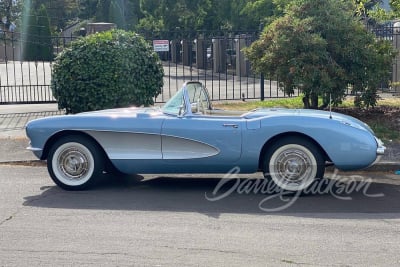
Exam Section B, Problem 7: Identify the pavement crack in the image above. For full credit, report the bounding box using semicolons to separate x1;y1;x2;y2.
159;244;248;256
1;248;135;258
0;212;17;226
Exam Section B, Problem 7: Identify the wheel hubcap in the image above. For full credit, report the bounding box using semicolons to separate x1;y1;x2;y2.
58;147;90;180
269;145;317;191
276;149;311;183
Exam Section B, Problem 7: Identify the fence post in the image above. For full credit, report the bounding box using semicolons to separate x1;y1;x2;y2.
213;38;227;73
393;21;400;92
260;74;265;101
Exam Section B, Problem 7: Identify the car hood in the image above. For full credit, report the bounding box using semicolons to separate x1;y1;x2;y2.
243;108;374;134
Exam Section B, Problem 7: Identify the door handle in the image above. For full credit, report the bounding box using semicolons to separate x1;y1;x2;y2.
223;123;239;128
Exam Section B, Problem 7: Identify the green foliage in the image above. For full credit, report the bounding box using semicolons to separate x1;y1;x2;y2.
31;0;80;31
91;0;137;30
51;29;164;114
0;0;22;29
240;0;275;29
36;5;53;61
245;0;397;109
109;0;127;29
134;0;274;31
22;4;53;61
391;0;400;13
15;0;277;33
136;0;213;31
353;0;394;22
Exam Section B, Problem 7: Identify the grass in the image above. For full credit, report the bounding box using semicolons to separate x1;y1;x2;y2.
214;96;305;110
369;123;400;142
213;95;400;110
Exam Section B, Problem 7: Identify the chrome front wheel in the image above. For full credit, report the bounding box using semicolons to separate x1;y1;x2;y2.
264;137;325;192
47;135;104;190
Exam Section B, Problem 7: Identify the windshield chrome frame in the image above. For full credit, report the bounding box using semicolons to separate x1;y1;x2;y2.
162;81;210;117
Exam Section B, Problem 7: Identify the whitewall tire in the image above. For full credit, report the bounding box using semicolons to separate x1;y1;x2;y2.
263;137;325;192
47;135;104;190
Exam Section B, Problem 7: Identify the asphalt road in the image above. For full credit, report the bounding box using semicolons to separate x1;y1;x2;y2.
1;165;400;266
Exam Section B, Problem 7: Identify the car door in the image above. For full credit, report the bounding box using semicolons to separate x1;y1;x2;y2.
161;116;243;162
159;81;244;172
161;82;243;164
161;116;243;175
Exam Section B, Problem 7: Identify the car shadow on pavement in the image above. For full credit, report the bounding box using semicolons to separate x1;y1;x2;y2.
23;175;400;219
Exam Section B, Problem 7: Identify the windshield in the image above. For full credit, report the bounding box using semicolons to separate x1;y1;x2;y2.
162;88;185;115
186;83;208;106
161;82;211;116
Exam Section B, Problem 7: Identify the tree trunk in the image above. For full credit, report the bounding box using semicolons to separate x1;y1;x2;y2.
302;95;310;109
310;93;318;109
302;93;319;109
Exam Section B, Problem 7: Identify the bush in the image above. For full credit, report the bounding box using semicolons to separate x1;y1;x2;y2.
51;29;164;114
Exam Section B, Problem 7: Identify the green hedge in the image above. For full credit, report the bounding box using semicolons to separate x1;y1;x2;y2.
51;30;164;114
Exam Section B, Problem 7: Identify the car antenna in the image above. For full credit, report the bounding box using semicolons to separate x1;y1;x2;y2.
329;93;332;119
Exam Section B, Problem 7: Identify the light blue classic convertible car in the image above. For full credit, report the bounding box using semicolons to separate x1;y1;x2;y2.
26;81;385;191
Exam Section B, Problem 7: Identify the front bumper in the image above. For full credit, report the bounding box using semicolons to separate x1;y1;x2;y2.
375;137;386;155
369;137;385;167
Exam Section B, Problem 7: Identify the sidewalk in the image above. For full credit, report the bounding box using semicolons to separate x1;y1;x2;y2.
0;103;61;162
0;104;398;172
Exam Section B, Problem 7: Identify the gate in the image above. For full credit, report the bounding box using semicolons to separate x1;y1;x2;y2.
0;30;296;105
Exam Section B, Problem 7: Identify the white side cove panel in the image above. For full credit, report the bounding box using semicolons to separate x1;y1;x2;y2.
162;135;220;159
85;131;162;159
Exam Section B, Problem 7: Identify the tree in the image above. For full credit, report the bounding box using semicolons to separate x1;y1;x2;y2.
389;0;400;19
136;0;213;31
31;0;80;31
95;0;112;22
78;0;99;20
245;0;396;109
240;0;275;29
0;0;22;30
36;4;53;61
109;0;127;29
21;6;38;61
22;4;53;61
391;0;400;12
353;0;392;22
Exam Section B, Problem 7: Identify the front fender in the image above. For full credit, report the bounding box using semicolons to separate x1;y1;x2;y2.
251;116;379;171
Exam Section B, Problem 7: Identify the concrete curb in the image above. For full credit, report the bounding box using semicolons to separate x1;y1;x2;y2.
364;162;399;172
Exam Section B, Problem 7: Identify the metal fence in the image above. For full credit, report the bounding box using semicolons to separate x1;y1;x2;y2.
0;30;296;105
2;23;395;105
